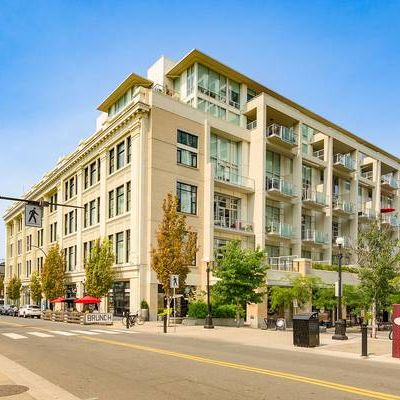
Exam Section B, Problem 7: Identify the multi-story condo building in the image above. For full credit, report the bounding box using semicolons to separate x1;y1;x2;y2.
3;49;400;323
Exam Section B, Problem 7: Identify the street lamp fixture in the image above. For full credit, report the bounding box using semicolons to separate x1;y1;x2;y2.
332;236;348;340
203;257;214;329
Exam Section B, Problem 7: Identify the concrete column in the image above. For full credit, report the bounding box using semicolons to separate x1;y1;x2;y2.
76;170;83;271
374;161;382;215
56;182;64;249
99;151;108;238
240;83;247;128
350;151;359;263
324;136;334;262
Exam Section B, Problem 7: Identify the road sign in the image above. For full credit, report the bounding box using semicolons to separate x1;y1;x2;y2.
170;274;179;289
25;204;43;228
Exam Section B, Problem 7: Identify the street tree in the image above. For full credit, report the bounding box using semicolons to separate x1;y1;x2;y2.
7;276;22;304
85;239;115;299
212;241;267;326
151;193;197;315
0;274;4;298
41;244;66;301
29;271;42;305
356;220;400;338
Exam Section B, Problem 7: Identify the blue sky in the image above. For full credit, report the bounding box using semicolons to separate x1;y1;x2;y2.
1;0;399;258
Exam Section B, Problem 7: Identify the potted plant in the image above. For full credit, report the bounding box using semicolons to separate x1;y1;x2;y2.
140;299;149;321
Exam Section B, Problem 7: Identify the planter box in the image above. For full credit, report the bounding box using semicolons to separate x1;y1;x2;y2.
182;317;244;327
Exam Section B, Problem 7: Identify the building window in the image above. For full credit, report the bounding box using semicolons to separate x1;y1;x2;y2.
37;229;43;247
64;176;77;201
115;232;124;264
26;235;32;251
50;222;57;243
117;142;125;170
214;193;240;228
49;193;58;212
65;245;77;271
108;190;115;218
177;130;198;168
17;240;22;255
187;65;194;96
83;159;100;189
64;210;77;235
126;230;130;263
177;182;197;214
127;137;131;164
116;185;125;216
126;182;131;212
109;148;115;174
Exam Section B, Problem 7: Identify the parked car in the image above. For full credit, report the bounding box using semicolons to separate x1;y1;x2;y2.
4;305;18;316
18;304;41;318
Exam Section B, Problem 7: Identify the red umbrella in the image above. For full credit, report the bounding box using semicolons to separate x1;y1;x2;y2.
50;297;65;303
74;296;101;304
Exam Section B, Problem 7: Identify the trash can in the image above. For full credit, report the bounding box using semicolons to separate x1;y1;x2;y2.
293;312;320;347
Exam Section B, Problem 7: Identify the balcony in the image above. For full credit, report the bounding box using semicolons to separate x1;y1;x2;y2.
302;229;329;245
265;221;293;239
313;149;325;161
333;153;355;172
268;256;299;272
358;209;376;222
361;170;373;181
266;177;296;198
302;187;327;208
332;236;352;249
212;161;255;193
381;174;399;190
247;120;257;130
332;196;355;215
214;217;254;234
266;124;297;148
381;214;399;228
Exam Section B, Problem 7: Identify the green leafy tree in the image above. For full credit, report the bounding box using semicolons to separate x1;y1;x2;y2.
269;276;321;315
85;239;115;299
342;284;368;317
212;241;267;325
356;220;400;337
7;276;22;304
41;244;66;301
0;274;4;298
151;193;198;310
313;286;336;312
29;271;42;305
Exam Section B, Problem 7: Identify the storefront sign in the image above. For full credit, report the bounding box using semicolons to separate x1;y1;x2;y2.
84;313;113;325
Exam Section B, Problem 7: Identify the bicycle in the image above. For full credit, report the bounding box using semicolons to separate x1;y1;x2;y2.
121;311;144;328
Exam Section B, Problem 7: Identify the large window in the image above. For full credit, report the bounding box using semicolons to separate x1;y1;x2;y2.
64;246;77;271
214;194;240;228
228;79;240;109
116;232;124;264
177;130;198;168
109;137;131;175
210;134;240;182
108;182;130;219
64;176;77;201
198;64;227;102
108;190;115;218
64;210;77;235
117;142;125;170
187;65;194;96
49;193;58;212
116;185;125;216
177;182;197;214
266;151;281;179
84;158;101;189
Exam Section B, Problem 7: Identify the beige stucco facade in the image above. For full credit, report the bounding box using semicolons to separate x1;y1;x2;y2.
3;49;400;321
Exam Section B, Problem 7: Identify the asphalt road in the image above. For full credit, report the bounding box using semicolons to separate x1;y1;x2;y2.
0;316;399;400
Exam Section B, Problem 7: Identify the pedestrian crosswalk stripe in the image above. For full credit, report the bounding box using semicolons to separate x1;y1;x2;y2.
49;331;77;336
2;333;27;340
70;330;99;335
90;329;120;335
109;329;137;334
27;332;54;338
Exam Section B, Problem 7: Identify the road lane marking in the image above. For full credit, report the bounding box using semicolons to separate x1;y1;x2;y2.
70;330;99;335
27;332;54;338
81;336;400;400
49;331;77;336
108;329;137;334
2;333;27;340
90;329;120;335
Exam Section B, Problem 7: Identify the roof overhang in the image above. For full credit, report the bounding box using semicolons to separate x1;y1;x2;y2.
97;73;153;112
167;49;400;164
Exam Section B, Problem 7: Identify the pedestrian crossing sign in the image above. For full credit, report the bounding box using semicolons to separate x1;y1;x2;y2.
25;204;43;228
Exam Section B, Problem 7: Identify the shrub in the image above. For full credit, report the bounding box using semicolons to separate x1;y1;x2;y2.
212;304;242;318
312;263;358;274
140;299;149;309
187;300;208;319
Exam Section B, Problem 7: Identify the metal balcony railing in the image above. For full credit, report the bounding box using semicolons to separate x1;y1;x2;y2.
381;174;399;189
212;161;255;191
302;229;329;244
313;149;325;161
268;256;299;272
302;187;326;206
332;235;352;248
381;214;399;227
265;221;293;239
333;153;355;171
214;217;253;233
332;196;355;214
361;170;373;180
358;208;376;220
266;124;297;146
247;120;257;130
266;177;296;197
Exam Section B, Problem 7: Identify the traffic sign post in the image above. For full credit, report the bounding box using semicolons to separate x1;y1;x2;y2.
170;275;179;332
25;204;43;228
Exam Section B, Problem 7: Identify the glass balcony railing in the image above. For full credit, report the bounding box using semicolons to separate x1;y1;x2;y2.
333;153;355;171
266;124;297;146
302;229;329;244
247;120;257;130
212;161;255;190
313;149;325;161
266;177;296;197
381;174;399;189
382;214;399;227
302;187;326;206
358;208;376;220
265;221;293;239
332;235;352;248
268;256;299;272
214;217;253;233
361;170;373;180
332;196;355;214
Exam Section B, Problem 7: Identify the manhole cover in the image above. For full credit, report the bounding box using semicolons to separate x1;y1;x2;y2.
0;385;29;397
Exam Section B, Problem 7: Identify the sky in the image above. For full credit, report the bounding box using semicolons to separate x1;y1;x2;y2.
0;0;400;258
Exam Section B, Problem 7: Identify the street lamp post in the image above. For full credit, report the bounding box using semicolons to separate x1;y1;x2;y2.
204;259;214;329
332;236;348;340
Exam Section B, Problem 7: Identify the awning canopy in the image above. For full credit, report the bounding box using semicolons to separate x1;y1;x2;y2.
50;297;65;303
74;296;101;304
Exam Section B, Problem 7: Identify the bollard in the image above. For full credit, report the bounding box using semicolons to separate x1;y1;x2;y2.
361;323;368;357
163;314;167;333
125;311;129;329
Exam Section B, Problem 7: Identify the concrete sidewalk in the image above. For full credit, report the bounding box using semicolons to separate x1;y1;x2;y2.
119;320;398;364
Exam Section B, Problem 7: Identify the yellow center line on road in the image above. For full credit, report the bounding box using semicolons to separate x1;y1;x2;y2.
81;336;400;400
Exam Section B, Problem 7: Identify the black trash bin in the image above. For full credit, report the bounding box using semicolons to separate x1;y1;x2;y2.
292;312;320;347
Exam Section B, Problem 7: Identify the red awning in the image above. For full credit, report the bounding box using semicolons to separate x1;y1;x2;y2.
50;297;65;303
74;296;101;304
